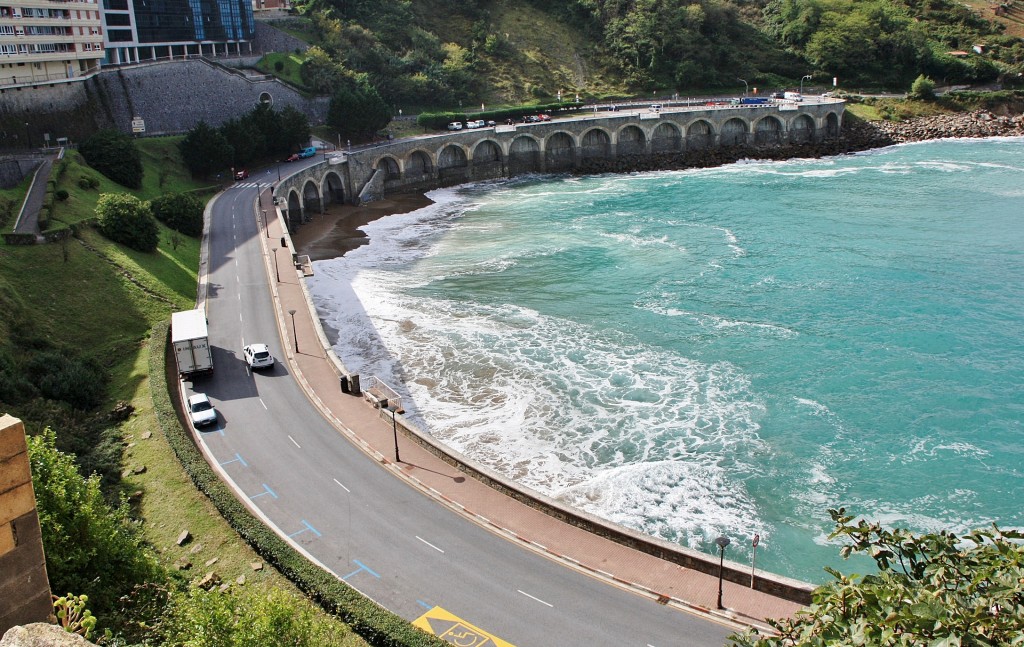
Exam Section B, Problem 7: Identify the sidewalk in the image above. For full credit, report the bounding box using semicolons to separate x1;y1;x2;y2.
255;188;805;632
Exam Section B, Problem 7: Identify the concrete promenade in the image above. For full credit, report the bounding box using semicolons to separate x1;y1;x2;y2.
252;186;806;636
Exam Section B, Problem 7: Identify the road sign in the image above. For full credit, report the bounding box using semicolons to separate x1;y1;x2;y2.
413;606;515;647
131;117;145;133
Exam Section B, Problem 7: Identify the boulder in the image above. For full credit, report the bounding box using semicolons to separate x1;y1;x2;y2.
0;623;97;646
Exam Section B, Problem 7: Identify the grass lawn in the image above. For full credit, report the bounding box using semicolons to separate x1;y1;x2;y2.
256;52;308;90
0;173;33;235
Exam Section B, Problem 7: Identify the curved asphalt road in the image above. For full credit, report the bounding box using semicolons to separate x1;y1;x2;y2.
184;168;736;647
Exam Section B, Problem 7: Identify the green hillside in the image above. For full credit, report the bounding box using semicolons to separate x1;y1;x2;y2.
264;0;1024;112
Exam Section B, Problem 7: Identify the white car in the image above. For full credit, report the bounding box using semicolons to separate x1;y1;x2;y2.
243;343;275;369
187;393;217;427
447;122;463;131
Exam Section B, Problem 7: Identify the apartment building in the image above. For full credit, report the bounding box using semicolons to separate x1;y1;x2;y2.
103;0;256;66
0;0;104;87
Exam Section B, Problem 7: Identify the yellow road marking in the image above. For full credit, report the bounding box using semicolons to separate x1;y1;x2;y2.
413;606;516;647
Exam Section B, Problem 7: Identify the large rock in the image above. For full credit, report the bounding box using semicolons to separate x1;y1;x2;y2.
0;624;97;647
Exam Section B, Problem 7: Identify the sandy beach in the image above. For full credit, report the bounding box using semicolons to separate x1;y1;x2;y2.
290;193;434;262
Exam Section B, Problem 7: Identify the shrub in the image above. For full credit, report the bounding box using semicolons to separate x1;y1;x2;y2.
55;189;70;201
910;74;936;101
159;587;353;646
79;130;144;189
25;350;106;410
28;429;163;617
274;60;285;73
149;192;204;237
96;193;159;252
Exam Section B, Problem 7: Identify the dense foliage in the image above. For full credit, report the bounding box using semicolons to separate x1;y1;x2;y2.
178;122;233;179
730;509;1024;646
159;587;352;646
28;429;163;617
96;192;159;252
150;192;205;237
286;0;1023;111
763;0;1008;86
327;78;392;138
79;130;144;189
178;105;311;178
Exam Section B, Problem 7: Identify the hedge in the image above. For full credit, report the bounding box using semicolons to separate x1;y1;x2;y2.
147;322;448;647
2;232;38;245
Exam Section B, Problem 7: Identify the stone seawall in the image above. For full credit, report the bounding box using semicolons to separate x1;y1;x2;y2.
576;109;1024;175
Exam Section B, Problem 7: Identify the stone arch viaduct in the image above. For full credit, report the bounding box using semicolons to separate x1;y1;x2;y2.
273;99;845;228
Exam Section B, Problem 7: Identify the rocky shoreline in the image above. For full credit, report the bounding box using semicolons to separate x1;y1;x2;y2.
575;109;1024;175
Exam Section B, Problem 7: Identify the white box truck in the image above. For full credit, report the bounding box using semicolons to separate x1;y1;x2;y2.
172;309;213;377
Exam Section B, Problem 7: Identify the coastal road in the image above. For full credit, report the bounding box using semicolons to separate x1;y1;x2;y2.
183;168;737;646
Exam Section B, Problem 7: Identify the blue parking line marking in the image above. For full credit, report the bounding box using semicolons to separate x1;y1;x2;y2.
342;560;381;581
220;453;248;467
302;519;321;537
249;483;277;499
288;520;319;540
417;599;432;609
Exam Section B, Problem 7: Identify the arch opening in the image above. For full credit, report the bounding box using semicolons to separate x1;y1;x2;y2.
545;132;575;171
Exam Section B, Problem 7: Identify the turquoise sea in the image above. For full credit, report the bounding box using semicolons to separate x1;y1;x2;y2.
308;137;1024;583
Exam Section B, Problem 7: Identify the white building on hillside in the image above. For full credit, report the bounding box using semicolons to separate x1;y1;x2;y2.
0;0;104;88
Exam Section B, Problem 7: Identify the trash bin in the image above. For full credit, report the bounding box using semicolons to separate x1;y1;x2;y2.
340;375;349;393
349;374;360;395
280;236;286;248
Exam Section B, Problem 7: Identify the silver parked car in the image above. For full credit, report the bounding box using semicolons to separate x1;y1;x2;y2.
187;393;217;427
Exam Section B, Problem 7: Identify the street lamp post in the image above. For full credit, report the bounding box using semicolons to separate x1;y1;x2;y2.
288;309;298;354
390;408;401;463
800;74;812;96
271;247;280;282
738;78;748;96
715;535;731;610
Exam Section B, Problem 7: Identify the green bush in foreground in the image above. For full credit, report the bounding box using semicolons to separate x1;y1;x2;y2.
729;509;1024;647
28;429;163;618
150;192;204;237
159;587;352;646
96;192;159;252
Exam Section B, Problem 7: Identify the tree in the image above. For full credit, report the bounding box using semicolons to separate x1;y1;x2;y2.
300;46;351;94
729;508;1024;647
219;117;264;168
79;130;144;189
276;105;312;155
179;122;233;179
910;74;936;100
28;429;162;617
326;78;391;138
150;192;205;237
96;193;159;252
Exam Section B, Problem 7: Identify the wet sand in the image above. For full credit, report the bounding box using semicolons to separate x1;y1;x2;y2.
290;193;434;262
